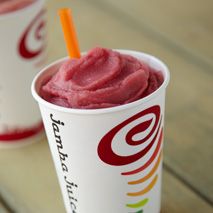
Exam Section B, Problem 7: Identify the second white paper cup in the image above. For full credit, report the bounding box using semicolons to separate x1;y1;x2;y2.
0;0;47;148
32;50;170;213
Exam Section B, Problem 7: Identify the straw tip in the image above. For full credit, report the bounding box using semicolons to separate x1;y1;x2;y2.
58;8;71;16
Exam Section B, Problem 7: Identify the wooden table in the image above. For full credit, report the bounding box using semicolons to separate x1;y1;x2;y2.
0;0;213;212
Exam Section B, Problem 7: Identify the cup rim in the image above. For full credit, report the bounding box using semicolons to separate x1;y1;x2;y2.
31;49;170;115
0;0;45;20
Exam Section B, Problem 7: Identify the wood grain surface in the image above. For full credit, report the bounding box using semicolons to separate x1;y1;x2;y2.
0;0;212;212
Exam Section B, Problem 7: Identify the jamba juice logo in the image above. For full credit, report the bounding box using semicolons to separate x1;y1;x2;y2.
18;9;46;59
98;105;163;213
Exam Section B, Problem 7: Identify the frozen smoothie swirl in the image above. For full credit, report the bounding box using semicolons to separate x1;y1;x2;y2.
0;0;35;14
41;47;163;109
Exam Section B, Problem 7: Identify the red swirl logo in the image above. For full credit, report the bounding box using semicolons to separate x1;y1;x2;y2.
98;105;161;167
18;9;46;59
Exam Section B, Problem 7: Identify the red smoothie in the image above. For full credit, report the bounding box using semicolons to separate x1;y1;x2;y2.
41;47;164;109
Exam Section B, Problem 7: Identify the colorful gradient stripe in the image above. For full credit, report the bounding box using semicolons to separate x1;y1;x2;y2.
127;198;148;208
125;124;162;212
127;152;162;211
128;152;162;185
127;175;158;196
125;118;162;212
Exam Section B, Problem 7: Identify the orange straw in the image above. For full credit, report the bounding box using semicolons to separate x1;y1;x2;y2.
58;8;81;58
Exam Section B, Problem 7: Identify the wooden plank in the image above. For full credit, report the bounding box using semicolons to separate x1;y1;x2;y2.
162;170;213;213
0;140;65;213
164;101;213;203
95;0;213;68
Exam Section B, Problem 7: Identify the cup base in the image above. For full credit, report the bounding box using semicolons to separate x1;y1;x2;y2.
0;130;46;149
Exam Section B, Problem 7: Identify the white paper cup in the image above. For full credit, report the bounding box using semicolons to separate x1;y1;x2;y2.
0;0;47;148
32;50;170;213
